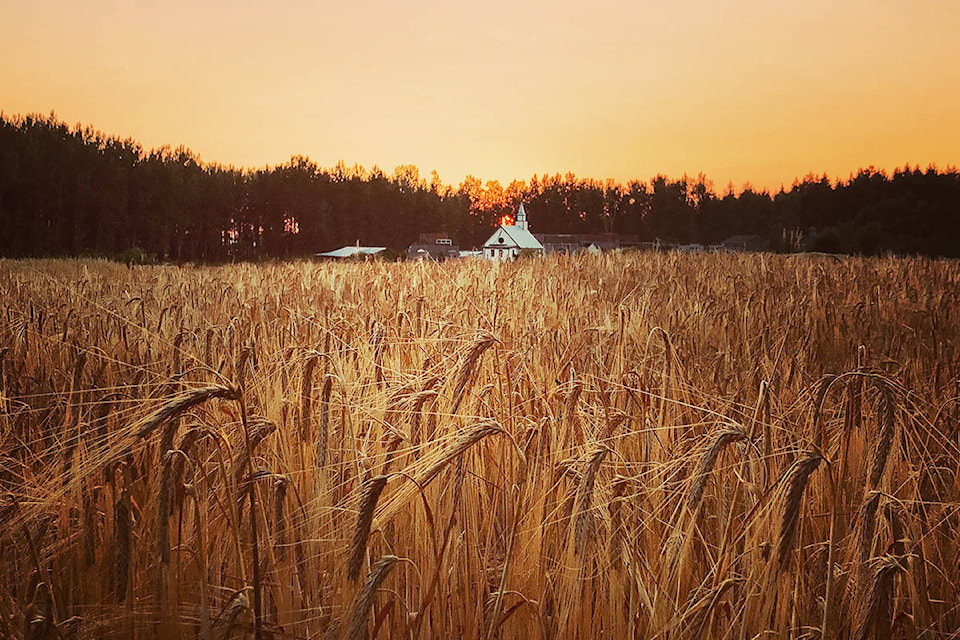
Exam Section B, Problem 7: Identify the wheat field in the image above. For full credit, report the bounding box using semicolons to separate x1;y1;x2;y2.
0;252;958;639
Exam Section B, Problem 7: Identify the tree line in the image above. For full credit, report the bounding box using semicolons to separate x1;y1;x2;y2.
2;112;958;260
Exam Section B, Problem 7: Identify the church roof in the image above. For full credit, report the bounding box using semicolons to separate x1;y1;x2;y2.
483;225;543;250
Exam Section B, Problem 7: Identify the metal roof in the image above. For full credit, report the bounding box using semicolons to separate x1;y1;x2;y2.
316;246;387;258
484;225;543;250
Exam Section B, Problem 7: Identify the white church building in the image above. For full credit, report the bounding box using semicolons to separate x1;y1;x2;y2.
482;204;544;261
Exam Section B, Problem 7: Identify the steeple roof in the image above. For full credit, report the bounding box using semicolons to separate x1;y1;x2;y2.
516;203;528;230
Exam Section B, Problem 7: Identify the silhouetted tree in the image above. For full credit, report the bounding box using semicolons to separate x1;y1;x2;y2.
1;112;958;260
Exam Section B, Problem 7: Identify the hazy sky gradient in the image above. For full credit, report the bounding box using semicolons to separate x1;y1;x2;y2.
4;0;959;190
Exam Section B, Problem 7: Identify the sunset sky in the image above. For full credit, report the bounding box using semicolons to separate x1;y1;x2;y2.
3;0;959;191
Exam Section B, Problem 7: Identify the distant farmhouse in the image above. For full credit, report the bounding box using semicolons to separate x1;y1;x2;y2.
407;233;460;261
482;204;544;260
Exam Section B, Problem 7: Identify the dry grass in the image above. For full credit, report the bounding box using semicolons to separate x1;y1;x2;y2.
0;251;959;639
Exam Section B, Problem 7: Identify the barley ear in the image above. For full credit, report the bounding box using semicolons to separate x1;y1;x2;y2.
450;333;495;415
317;374;334;467
348;475;390;582
687;428;747;512
136;384;239;440
114;489;132;604
853;555;905;640
776;452;822;568
574;447;610;556
867;388;895;489
299;352;319;440
346;555;400;640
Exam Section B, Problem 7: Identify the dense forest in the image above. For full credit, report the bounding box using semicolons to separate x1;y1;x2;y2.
1;112;958;260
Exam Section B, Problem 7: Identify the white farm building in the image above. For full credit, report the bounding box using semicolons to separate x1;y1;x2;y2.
482;204;543;261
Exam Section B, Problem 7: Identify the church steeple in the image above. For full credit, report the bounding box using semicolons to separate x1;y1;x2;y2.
515;203;528;231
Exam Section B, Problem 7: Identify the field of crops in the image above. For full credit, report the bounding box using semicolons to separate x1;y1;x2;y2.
0;252;958;639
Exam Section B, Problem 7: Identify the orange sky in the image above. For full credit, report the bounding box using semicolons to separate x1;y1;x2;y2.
3;0;959;191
